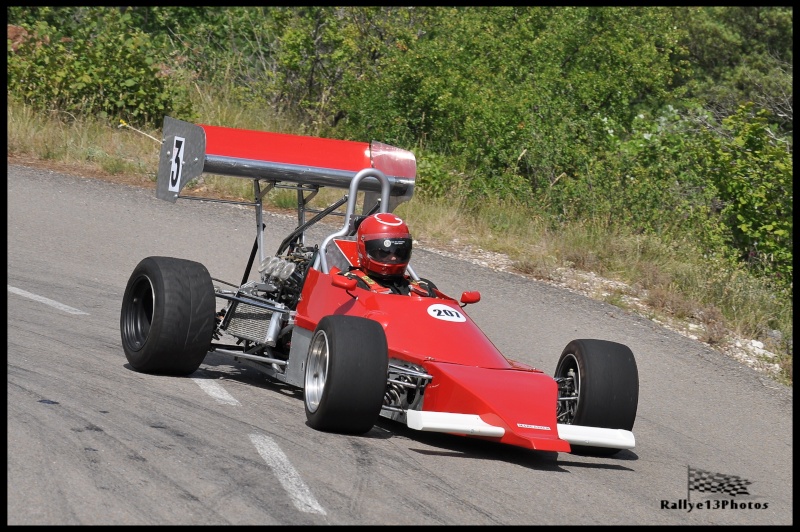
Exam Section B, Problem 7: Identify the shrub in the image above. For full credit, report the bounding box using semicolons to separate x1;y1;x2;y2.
7;9;194;127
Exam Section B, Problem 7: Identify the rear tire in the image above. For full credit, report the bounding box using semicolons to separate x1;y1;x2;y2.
304;315;388;434
120;256;215;375
554;339;639;456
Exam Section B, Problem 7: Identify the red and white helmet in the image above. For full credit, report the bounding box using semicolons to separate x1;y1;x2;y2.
356;212;412;278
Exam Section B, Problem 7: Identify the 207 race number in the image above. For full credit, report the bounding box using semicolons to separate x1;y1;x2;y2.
427;303;466;322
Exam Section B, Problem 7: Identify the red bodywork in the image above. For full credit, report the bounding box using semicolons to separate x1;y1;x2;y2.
296;265;570;452
199;123;417;182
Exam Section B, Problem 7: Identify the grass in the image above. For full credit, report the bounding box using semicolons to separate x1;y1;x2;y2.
6;99;792;386
7;103;161;182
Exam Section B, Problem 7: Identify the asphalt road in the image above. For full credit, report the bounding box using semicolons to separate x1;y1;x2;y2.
7;164;792;525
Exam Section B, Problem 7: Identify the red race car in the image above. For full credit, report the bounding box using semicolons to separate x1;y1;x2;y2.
120;117;639;456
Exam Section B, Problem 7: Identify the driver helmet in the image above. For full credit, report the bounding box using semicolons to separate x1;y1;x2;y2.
356;212;412;278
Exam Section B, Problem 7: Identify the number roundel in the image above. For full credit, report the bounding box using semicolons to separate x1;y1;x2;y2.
426;303;466;322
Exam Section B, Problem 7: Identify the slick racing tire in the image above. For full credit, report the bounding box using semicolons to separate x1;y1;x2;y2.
554;339;639;456
304;315;388;434
120;256;215;375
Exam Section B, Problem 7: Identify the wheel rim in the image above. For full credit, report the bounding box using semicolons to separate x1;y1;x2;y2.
555;353;581;424
122;275;154;352
305;330;329;414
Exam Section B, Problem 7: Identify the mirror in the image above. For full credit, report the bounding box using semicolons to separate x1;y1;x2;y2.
331;275;358;291
460;291;481;305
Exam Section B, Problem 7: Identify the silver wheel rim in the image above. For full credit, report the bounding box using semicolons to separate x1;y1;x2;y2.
304;330;329;414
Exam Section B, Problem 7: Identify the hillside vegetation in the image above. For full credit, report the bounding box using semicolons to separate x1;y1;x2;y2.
7;7;792;383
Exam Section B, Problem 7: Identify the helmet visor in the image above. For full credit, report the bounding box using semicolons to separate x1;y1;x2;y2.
365;237;412;264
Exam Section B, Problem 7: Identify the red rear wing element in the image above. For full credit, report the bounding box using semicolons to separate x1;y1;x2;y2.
156;116;416;204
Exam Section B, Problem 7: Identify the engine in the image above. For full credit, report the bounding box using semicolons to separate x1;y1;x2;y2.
254;246;316;310
217;247;315;354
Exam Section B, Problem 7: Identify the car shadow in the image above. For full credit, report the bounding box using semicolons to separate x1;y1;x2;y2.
143;355;638;472
368;416;638;472
195;354;305;397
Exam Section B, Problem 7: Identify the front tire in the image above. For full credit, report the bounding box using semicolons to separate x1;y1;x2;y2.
554;339;639;455
120;256;215;375
304;315;388;434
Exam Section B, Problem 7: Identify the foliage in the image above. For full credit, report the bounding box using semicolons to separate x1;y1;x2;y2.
414;151;465;200
705;104;793;286
7;6;792;292
7;7;194;126
333;7;688;204
674;7;793;139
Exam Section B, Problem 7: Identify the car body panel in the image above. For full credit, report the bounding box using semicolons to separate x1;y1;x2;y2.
296;268;515;370
418;362;570;452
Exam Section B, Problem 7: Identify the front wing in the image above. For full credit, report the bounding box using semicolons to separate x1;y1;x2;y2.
400;361;635;453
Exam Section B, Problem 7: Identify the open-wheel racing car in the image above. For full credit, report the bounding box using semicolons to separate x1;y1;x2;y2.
120;116;639;456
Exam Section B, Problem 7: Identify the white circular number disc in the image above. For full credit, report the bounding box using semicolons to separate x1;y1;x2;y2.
427;303;466;322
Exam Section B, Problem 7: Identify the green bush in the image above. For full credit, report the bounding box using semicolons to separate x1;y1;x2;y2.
7;9;194;126
552;103;792;291
707;104;793;287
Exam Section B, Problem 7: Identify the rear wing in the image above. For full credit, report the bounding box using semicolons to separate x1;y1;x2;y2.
154;116;418;279
156;116;416;206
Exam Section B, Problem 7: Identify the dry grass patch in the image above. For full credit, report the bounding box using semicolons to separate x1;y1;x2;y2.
645;286;696;320
695;305;728;345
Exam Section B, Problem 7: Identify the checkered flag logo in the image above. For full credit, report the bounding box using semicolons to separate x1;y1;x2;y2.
688;466;752;497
